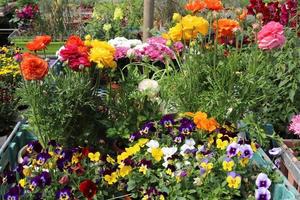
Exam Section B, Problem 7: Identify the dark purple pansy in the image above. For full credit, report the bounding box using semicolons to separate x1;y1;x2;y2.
39;171;52;188
180;170;187;177
129;132;141;142
139;159;152;168
4;186;23;200
26;141;43;154
29;176;40;191
56;187;72;200
160;114;175;129
179;118;196;135
167;164;176;172
146;187;159;196
3;170;16;184
174;134;185;143
36;152;51;166
124;158;135;166
139;122;156;135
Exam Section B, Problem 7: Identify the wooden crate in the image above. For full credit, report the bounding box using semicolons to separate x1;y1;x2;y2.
280;140;300;192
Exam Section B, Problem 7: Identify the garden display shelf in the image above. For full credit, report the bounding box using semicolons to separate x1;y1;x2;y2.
280;139;300;192
8;29;64;56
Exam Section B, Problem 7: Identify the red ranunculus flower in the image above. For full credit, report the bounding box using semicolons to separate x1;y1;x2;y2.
79;179;97;200
59;45;91;71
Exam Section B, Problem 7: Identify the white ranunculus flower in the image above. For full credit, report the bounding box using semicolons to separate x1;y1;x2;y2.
138;79;160;98
128;39;142;47
146;140;159;152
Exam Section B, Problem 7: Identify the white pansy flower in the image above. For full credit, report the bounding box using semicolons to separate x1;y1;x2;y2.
162;147;177;160
146;140;159;153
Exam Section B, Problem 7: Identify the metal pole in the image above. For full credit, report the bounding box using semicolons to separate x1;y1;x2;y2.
143;0;154;42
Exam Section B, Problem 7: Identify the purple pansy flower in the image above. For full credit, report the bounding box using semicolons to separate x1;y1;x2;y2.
255;173;271;189
178;118;196;135
3;170;16;184
174;134;185;143
129;132;141;142
29;176;40;191
4;186;22;200
255;188;271;200
140;122;156;135
56;187;72;200
139;159;152;168
39;171;52;188
226;142;239;157
160;114;175;129
36;152;51;166
240;144;254;159
26;141;42;154
228;171;240;178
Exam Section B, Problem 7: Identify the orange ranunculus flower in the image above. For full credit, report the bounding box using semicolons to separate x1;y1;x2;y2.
65;35;85;47
193;111;219;132
213;19;240;39
185;0;206;13
20;53;48;80
26;35;52;51
204;0;223;11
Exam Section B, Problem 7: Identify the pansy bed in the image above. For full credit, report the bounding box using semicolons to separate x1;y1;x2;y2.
2;112;280;199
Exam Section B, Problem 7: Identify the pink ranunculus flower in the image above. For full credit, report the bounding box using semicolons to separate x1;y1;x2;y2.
257;21;286;50
289;114;300;137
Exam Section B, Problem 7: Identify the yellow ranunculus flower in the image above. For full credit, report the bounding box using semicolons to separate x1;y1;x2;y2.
222;160;234;171
172;13;182;22
89;47;116;69
167;15;209;42
114;7;123;20
151;148;163;162
226;175;241;189
88;152;100;162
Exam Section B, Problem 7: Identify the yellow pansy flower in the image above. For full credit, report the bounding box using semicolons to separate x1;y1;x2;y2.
19;178;26;188
139;165;148;175
104;172;118;185
151;148;163;162
240;158;249;167
138;138;149;147
226;175;241;189
222;160;234;171
119;165;132;177
106;155;115;164
200;162;213;174
216;139;229;150
88;152;100;162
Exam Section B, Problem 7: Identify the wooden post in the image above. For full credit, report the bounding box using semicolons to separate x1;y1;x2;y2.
143;0;154;42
